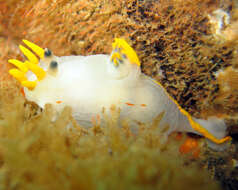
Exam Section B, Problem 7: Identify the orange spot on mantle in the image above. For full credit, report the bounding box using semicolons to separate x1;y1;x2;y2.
125;102;135;106
20;88;25;97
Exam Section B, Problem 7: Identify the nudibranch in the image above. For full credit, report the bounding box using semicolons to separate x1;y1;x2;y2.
8;38;231;147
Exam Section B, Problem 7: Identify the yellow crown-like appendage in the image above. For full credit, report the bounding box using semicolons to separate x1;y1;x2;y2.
22;39;45;59
8;40;46;90
111;38;140;67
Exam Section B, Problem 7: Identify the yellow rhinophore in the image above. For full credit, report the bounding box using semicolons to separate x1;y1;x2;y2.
22;39;45;59
25;61;46;80
21;81;37;90
19;45;39;65
8;40;47;90
8;59;28;73
9;69;27;82
112;38;140;66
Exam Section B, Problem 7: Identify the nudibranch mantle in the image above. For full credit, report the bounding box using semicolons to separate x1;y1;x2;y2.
8;38;231;147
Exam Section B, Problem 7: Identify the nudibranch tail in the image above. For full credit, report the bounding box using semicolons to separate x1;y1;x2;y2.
8;40;47;90
153;79;232;144
22;39;45;59
112;38;140;66
181;110;232;144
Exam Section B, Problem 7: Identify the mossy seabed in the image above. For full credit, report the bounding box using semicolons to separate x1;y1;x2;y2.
0;0;238;189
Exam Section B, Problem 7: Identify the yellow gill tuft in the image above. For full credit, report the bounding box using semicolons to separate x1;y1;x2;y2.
110;52;122;67
112;38;140;66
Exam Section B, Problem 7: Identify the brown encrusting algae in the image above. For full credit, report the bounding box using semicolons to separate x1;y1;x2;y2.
0;0;238;189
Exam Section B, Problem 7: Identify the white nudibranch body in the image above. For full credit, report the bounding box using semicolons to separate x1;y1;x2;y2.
8;38;231;148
